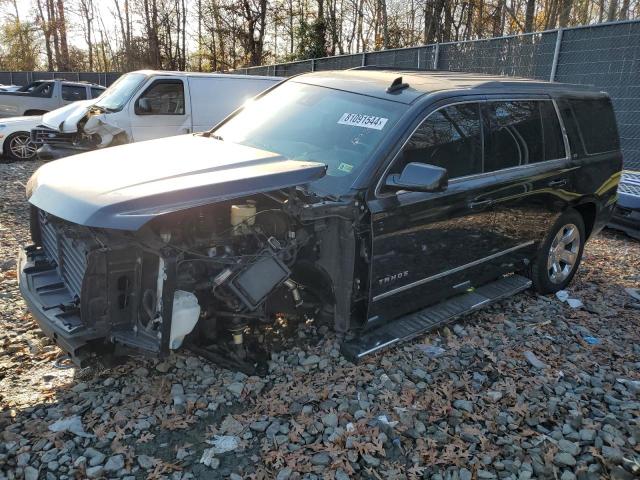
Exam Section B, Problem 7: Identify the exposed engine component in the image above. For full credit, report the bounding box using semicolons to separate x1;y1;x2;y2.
169;290;201;349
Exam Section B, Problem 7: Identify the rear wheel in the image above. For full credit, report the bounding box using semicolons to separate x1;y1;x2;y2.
528;209;585;294
4;131;37;161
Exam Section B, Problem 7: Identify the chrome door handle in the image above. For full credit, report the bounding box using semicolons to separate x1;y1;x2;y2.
548;179;567;187
469;199;493;209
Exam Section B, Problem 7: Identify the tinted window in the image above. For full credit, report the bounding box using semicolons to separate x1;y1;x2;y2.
396;103;483;179
61;85;87;101
569;98;619;154
28;82;53;98
484;101;542;171
484;100;565;172
540;101;566;161
91;87;105;99
135;80;184;115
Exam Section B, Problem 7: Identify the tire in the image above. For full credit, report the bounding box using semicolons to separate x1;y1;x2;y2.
3;131;38;161
528;209;586;294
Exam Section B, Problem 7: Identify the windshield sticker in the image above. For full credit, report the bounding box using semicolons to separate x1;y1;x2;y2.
338;113;388;130
338;162;354;173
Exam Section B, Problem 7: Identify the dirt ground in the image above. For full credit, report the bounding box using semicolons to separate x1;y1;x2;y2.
0;159;639;480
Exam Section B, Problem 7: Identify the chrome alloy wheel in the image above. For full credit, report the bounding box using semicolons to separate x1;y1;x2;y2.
9;133;37;159
547;223;581;284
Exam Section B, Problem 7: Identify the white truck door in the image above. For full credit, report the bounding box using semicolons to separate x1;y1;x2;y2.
128;77;192;142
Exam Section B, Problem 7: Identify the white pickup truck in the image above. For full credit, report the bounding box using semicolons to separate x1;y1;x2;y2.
0;79;106;118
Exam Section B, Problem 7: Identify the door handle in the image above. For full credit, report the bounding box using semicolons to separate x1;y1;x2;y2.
468;199;493;209
548;179;567;188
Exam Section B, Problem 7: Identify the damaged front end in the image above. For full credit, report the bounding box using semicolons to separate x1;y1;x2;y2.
17;141;365;373
32;104;127;160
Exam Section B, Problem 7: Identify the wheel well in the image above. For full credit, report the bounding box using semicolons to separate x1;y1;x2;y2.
573;203;597;238
24;109;47;116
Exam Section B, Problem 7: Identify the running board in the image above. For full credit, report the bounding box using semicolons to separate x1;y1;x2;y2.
341;274;532;362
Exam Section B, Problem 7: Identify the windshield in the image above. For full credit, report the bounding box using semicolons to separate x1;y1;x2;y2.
213;81;407;195
94;72;146;111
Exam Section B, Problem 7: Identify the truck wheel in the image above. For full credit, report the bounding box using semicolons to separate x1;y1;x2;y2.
528;209;585;294
4;132;37;161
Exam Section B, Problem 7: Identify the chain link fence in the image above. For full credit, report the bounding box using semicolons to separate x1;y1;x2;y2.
236;20;640;170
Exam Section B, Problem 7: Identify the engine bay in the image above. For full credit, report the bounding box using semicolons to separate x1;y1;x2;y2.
28;187;363;374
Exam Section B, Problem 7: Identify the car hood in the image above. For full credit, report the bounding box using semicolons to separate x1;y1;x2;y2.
27;134;327;230
42;100;95;132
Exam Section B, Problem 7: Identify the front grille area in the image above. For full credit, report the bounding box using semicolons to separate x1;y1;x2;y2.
31;124;76;147
39;211;88;299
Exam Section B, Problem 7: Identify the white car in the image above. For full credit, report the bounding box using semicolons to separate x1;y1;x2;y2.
0;116;41;160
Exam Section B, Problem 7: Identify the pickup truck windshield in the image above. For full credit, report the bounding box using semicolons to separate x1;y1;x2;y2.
213;81;407;196
94;73;146;112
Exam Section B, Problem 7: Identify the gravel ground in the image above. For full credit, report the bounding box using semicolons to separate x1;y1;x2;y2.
0;159;639;480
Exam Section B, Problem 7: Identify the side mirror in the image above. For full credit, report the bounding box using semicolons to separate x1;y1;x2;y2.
385;162;448;193
136;97;152;114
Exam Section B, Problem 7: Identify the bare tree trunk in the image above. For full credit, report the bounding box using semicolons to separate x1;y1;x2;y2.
558;0;571;27
524;0;535;32
56;0;69;70
608;0;619;20
619;0;630;19
379;0;389;48
36;0;54;70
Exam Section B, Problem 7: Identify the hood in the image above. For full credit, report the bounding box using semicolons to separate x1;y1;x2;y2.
42;100;95;133
27;134;327;231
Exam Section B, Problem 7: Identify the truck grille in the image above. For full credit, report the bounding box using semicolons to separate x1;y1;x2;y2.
31;125;76;147
39;211;88;299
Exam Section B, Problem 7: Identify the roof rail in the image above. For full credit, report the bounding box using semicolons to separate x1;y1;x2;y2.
348;66;427;71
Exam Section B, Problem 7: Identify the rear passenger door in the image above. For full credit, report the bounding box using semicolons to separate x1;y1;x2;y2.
479;97;571;271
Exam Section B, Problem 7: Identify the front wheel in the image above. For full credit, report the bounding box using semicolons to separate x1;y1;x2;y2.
528;209;585;294
3;131;37;161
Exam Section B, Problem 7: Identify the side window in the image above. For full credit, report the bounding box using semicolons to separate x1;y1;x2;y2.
484;101;543;171
396;103;483;179
31;82;53;98
135;80;185;115
540;101;566;161
61;85;88;101
91;87;105;99
568;98;619;154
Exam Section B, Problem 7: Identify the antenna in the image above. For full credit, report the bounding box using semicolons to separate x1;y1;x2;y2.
387;76;409;93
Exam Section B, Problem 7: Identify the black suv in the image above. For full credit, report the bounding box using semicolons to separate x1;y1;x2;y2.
18;70;622;370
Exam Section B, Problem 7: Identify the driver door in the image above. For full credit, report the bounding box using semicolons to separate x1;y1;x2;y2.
129;78;192;142
366;99;507;325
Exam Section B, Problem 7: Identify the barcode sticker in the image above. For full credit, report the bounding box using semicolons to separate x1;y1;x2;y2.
338;113;388;130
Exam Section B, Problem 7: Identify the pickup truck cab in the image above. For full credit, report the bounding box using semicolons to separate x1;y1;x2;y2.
31;70;281;160
18;70;622;371
0;79;105;118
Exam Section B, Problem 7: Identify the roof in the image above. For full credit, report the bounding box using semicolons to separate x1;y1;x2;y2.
293;69;600;104
132;69;280;81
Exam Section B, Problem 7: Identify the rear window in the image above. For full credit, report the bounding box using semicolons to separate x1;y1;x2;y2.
566;97;619;155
